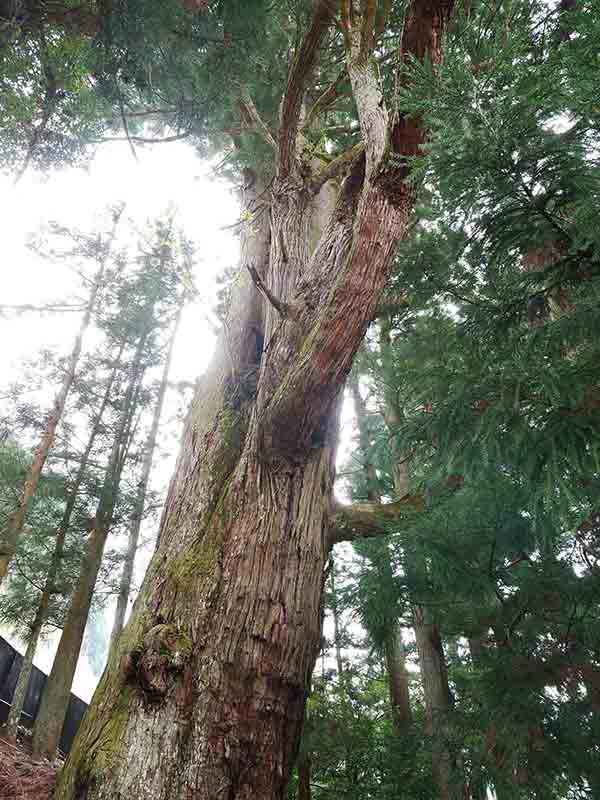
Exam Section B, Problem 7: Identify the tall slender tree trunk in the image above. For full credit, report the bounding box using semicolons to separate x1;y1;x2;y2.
0;210;122;585
2;347;124;741
349;377;412;728
384;621;412;730
32;332;148;760
378;315;454;797
329;559;345;681
55;5;453;797
109;308;183;652
296;753;312;800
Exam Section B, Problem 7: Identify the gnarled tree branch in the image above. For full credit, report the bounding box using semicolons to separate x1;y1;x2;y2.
328;494;425;546
240;86;277;151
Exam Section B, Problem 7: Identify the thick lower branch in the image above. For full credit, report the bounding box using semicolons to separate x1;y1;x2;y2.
328;494;425;546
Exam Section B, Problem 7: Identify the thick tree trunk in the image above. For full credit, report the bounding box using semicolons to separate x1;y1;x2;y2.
109;308;182;652
2;347;124;741
55;4;453;797
0;212;121;585
32;334;147;760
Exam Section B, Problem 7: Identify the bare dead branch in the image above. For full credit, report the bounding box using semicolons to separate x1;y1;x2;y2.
97;132;191;145
0;303;88;314
240;86;277;151
246;264;291;318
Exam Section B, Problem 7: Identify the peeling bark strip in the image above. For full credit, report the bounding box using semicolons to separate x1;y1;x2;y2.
56;3;454;799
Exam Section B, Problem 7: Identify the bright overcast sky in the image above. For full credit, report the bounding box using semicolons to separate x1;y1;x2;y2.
0;139;355;701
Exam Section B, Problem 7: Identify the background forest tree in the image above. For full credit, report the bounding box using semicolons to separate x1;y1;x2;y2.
0;1;599;800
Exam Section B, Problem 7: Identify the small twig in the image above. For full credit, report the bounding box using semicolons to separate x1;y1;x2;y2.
246;264;290;318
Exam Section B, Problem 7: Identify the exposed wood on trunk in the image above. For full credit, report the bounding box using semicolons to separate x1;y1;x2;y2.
2;346;123;741
109;308;183;652
0;210;121;585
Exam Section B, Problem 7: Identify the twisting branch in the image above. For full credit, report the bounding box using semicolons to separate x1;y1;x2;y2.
246;264;292;318
240;86;277;151
278;0;337;177
328;494;425;546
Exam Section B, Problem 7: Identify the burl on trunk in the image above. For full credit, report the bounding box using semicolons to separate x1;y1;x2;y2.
56;2;453;798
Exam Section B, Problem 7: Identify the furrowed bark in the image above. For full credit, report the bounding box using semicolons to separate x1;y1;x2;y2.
109;308;182;652
2;346;123;741
32;330;148;760
56;3;454;797
0;211;121;585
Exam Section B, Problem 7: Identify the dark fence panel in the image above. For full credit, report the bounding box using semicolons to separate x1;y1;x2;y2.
0;635;88;755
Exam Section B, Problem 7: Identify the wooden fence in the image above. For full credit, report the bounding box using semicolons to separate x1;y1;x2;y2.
0;636;88;755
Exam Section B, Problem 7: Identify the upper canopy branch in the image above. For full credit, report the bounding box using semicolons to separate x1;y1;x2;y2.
328;494;425;546
278;0;337;177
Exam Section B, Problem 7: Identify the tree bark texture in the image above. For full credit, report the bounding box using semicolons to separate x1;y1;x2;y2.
109;308;182;652
0;212;121;585
2;349;123;741
56;3;453;797
32;333;147;760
